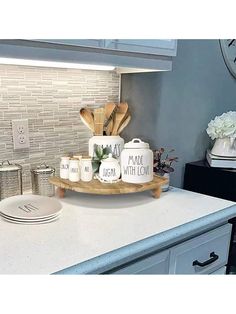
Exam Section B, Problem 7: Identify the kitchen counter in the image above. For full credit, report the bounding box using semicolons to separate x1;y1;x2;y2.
0;187;236;274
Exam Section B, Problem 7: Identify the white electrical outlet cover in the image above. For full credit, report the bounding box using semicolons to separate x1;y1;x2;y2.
12;119;30;150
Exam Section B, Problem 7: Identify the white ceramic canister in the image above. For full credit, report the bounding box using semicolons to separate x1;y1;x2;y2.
80;157;93;182
99;153;121;182
121;138;153;184
60;156;70;179
68;158;80;182
88;136;124;159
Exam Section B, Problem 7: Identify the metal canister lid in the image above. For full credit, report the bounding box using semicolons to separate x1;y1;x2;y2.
0;160;22;172
31;163;55;174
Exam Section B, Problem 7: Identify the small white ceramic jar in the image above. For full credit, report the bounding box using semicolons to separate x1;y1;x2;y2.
68;158;80;182
99;153;121;182
60;156;70;179
80;157;93;182
88;135;124;159
121;138;153;184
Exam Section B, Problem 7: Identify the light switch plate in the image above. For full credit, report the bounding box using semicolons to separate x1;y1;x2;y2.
12;119;30;150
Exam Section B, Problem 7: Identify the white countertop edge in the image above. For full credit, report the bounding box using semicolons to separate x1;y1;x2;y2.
54;204;236;274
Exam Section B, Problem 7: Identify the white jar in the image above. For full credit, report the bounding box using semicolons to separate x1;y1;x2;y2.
99;153;121;182
68;159;80;182
88;135;124;159
121;138;153;184
80;157;93;182
60;156;70;179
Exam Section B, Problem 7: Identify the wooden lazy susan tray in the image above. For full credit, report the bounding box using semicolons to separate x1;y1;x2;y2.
49;175;168;199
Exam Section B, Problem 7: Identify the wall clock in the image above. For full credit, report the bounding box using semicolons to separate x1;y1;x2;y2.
220;39;236;78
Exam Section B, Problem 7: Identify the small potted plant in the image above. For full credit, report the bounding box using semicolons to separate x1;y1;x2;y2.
92;145;110;173
153;148;178;191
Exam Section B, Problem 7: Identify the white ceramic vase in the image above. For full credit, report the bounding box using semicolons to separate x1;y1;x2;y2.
211;137;236;157
88;136;124;159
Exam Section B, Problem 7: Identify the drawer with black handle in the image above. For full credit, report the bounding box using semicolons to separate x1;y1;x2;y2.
169;224;232;274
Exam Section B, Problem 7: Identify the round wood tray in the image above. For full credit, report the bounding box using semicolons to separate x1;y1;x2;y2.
49;175;168;198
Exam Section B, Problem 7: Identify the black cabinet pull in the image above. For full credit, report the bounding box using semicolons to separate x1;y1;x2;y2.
192;252;219;267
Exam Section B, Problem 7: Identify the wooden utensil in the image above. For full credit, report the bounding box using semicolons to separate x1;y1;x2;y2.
79;107;95;133
111;102;129;136
94;107;105;135
104;102;117;136
117;114;131;134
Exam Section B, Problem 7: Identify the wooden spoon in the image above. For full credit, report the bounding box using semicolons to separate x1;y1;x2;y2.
117;114;131;134
79;108;95;133
111;102;129;135
104;102;117;135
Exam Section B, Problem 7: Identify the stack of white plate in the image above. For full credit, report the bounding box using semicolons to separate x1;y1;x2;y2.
0;195;62;224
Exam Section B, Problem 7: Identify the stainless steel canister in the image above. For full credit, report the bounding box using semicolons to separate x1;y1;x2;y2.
31;163;55;197
0;160;23;200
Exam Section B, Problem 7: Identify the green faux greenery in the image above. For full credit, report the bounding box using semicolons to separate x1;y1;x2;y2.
92;145;110;173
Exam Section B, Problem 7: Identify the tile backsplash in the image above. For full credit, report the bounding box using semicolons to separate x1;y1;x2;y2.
0;64;120;190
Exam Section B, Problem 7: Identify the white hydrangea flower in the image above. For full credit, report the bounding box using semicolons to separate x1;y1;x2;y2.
206;111;236;140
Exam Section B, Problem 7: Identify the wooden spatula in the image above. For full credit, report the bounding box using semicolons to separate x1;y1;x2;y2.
111;102;129;135
94;107;105;135
117;114;131;134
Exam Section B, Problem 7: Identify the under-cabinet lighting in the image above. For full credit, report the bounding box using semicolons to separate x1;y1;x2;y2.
0;57;115;71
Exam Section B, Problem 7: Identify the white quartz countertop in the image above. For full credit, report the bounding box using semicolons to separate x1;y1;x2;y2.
0;187;236;274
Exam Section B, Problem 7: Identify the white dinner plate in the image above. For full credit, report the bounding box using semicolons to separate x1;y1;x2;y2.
0;209;61;221
0;195;62;220
1;215;60;224
0;211;61;222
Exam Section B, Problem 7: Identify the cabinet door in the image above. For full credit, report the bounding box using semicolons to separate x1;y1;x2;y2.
210;266;226;274
109;249;169;274
35;39;105;48
169;224;232;274
104;39;177;56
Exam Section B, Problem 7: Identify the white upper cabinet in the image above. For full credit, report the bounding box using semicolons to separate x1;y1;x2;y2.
0;39;177;73
103;39;177;56
36;39;105;49
35;39;177;57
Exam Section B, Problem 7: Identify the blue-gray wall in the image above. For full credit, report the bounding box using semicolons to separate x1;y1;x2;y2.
121;40;236;188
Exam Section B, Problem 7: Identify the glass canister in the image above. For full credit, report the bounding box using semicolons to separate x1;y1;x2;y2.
31;163;55;197
121;138;153;184
0;160;22;200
